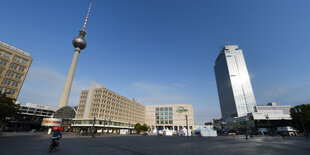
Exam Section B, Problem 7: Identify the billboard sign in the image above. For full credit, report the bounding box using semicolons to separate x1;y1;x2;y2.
41;118;62;127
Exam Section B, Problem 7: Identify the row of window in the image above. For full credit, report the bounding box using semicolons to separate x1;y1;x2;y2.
13;56;28;65
156;116;173;120
156;107;173;111
0;50;11;58
156;120;173;124
3;79;19;87
0;50;29;65
6;71;22;79
10;63;25;71
156;111;173;116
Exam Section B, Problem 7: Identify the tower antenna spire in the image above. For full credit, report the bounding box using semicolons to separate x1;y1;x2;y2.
82;0;93;31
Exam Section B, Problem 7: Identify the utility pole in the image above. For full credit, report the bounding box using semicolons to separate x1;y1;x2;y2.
186;115;189;138
295;108;308;138
265;114;271;136
92;117;96;138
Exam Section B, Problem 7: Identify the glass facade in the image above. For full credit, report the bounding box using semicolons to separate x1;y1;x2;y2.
215;45;257;120
156;107;173;124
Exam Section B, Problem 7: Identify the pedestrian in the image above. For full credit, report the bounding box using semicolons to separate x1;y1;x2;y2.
245;132;248;140
281;132;285;139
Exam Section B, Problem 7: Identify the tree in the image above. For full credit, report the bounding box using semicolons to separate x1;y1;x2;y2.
140;123;149;132
134;123;149;133
0;93;20;131
134;123;142;132
290;104;310;133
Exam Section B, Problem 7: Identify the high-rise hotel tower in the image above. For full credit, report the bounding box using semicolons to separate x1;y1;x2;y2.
214;45;256;120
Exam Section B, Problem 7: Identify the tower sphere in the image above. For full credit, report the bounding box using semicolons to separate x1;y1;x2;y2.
72;30;87;50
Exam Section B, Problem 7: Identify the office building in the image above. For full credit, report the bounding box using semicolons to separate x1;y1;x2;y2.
72;82;196;134
0;41;32;100
145;104;195;131
72;82;145;133
214;45;256;121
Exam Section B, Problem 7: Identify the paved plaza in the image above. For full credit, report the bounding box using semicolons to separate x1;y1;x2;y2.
0;132;309;155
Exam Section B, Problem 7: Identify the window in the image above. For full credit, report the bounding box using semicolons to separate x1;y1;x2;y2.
7;71;14;77
0;68;3;74
156;107;159;111
0;59;7;66
13;56;21;62
15;73;22;79
169;120;173;124
10;64;18;70
3;52;11;58
160;107;163;111
165;107;168;111
3;79;11;85
169;107;172;111
0;50;2;55
19;66;25;72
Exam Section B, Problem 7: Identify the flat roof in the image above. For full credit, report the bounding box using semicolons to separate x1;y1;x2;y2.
0;40;31;57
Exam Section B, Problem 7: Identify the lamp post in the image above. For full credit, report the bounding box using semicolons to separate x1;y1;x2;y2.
185;115;189;138
92;117;96;138
294;108;308;138
128;121;131;135
103;117;106;135
109;119;111;134
265;114;271;136
233;120;237;132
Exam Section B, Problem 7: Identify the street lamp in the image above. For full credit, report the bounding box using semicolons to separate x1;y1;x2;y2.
265;114;271;136
185;115;189;138
233;120;237;132
294;107;308;138
109;119;111;134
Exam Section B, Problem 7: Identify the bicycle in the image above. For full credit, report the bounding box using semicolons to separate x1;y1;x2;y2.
49;138;60;152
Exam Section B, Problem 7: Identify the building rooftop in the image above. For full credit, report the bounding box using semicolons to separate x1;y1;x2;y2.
0;41;31;57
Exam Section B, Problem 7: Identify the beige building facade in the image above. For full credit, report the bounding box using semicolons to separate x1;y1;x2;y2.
72;82;145;133
0;41;32;100
145;104;195;131
72;82;196;134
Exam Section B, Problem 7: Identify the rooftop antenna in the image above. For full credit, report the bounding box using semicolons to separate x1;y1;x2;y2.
82;0;93;31
226;38;230;45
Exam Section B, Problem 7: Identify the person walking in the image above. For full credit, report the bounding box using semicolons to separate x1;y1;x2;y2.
281;132;285;139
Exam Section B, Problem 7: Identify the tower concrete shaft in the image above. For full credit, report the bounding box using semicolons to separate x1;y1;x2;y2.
58;47;81;108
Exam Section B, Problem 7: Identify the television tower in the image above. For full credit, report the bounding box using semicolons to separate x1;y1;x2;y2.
58;1;93;108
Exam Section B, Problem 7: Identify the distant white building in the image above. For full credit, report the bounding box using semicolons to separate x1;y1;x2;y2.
253;102;291;120
20;102;57;117
226;102;291;123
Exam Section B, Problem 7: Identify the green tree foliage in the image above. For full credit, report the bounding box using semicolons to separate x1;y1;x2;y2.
134;123;142;131
0;93;20;131
134;123;149;132
290;104;310;132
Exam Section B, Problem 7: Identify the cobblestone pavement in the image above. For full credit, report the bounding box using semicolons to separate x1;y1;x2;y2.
0;132;309;155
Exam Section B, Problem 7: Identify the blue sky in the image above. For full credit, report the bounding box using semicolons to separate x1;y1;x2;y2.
1;0;310;124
